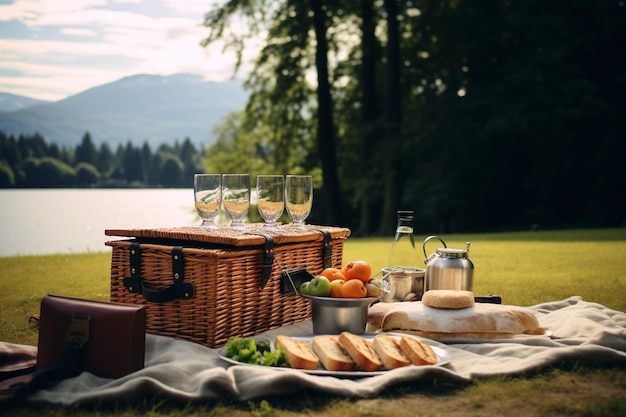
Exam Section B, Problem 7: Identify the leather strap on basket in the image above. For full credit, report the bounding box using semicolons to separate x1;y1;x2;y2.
242;233;274;290
259;234;274;290
123;242;195;302
319;230;332;269
306;228;333;269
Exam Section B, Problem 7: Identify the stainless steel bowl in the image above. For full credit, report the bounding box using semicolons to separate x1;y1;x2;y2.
301;294;380;334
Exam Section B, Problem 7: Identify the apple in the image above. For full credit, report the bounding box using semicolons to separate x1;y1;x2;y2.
329;279;345;297
299;281;311;295
307;275;332;297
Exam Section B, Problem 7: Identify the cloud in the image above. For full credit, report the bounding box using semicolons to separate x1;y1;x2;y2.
0;0;107;23
162;0;210;14
0;0;253;101
60;27;99;37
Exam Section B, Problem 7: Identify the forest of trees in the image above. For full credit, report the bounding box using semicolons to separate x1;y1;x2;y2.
2;1;625;236
0;131;204;189
199;0;626;235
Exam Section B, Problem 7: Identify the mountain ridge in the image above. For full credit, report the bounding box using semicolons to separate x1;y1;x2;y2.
0;92;50;112
0;74;248;149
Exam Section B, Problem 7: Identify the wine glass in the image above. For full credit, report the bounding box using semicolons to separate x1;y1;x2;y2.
222;174;250;228
256;175;285;227
285;175;312;229
194;174;222;228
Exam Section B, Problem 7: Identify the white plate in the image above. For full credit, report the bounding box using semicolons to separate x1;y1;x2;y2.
218;334;451;378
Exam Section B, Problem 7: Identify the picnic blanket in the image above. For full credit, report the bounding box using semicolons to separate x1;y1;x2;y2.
4;296;626;405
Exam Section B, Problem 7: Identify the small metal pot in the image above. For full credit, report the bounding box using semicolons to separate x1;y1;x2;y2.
301;294;380;334
381;267;426;302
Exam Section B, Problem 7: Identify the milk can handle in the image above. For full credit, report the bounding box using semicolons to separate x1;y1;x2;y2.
422;235;447;262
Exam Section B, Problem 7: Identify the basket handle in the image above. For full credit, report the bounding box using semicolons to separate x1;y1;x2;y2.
123;243;195;303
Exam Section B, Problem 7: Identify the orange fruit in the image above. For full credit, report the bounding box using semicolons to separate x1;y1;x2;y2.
320;267;346;282
343;260;372;283
339;279;368;298
329;279;345;297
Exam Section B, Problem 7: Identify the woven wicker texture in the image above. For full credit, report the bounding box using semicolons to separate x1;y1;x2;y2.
106;225;349;348
105;224;351;247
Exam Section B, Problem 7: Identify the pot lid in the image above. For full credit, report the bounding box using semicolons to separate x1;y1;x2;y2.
435;248;469;259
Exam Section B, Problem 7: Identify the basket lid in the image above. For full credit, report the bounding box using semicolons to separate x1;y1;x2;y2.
104;224;351;247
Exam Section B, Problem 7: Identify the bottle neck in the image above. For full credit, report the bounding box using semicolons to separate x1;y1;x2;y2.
396;216;414;233
389;211;417;268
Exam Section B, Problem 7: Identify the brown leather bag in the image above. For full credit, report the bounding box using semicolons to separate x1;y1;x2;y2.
36;294;146;379
1;295;146;403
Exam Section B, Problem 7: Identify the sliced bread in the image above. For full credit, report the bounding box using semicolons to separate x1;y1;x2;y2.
275;335;319;370
372;335;412;370
337;332;382;372
312;335;355;371
399;336;438;365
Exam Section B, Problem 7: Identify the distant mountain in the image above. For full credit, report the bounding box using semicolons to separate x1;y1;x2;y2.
0;92;50;112
0;74;248;149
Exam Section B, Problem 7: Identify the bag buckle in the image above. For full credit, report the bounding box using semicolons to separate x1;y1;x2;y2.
66;313;90;348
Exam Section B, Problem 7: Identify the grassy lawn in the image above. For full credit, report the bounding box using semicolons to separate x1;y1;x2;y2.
1;228;625;416
345;228;626;311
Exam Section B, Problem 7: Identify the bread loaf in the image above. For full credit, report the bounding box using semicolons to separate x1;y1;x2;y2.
379;302;542;339
422;290;474;309
366;302;398;332
312;335;355;371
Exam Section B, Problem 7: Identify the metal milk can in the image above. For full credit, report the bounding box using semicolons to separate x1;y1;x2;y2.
422;235;474;291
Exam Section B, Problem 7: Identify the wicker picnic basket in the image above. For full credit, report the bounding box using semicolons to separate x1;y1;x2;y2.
105;224;350;348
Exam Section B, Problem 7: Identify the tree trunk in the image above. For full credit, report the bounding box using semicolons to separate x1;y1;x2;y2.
356;0;381;235
310;0;341;225
379;0;403;235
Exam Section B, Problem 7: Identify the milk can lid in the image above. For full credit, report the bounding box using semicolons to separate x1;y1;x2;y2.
436;248;468;259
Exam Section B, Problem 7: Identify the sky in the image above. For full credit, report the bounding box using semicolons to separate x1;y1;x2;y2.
0;0;256;102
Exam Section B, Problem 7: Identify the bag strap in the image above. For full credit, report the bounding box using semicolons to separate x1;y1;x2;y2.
0;314;89;403
123;243;195;302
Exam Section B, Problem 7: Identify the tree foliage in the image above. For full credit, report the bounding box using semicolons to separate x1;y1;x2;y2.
1;1;623;234
202;0;626;233
0;131;204;189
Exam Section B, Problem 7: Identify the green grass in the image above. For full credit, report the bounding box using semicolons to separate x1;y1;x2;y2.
1;228;625;416
344;228;626;312
0;253;111;346
1;228;625;346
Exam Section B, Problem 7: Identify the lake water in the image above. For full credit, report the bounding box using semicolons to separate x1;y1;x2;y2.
0;189;199;257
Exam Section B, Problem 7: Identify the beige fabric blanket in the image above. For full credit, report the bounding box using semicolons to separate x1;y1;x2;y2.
6;296;625;405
